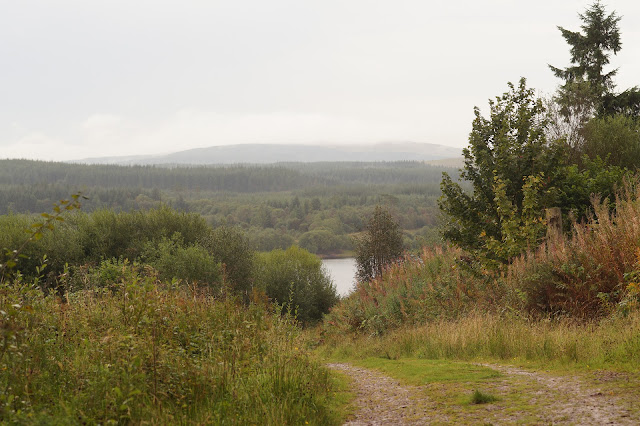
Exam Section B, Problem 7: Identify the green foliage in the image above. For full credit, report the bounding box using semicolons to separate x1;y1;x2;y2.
0;207;211;288
549;2;640;120
77;206;210;262
76;258;146;291
601;86;640;118
354;206;404;282
142;233;221;286
549;1;622;107
0;193;84;284
580;115;640;169
199;225;255;294
299;229;350;255
439;79;563;264
0;159;452;257
250;227;296;252
254;246;338;325
554;156;628;222
0;275;341;424
480;174;547;267
470;390;499;405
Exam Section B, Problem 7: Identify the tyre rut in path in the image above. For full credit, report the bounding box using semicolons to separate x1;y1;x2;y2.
326;363;436;425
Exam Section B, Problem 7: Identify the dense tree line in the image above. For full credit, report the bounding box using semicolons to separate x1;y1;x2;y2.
0;160;455;193
0;161;456;255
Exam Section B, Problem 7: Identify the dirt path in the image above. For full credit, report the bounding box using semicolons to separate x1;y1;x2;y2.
328;362;636;425
326;363;435;425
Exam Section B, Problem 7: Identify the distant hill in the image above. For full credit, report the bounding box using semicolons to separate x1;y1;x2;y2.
73;142;462;165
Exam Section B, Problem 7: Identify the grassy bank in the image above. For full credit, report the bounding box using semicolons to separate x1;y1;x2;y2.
317;183;640;374
317;312;640;371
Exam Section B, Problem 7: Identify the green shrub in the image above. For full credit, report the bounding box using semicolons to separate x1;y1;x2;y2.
580;115;640;169
255;246;338;325
141;233;221;286
76;207;209;262
470;389;499;404
299;229;350;255
250;227;295;252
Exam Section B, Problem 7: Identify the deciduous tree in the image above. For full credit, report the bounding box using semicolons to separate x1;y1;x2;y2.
439;79;564;265
354;205;403;281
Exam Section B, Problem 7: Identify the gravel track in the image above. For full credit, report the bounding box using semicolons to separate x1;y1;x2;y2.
328;361;636;425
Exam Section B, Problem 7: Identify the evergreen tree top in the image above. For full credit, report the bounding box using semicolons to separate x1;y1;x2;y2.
549;1;622;96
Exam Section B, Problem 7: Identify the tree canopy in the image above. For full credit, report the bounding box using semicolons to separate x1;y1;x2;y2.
549;1;621;100
549;1;639;118
439;79;564;264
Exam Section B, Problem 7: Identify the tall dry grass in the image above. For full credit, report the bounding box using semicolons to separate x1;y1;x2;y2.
319;311;640;369
509;181;640;317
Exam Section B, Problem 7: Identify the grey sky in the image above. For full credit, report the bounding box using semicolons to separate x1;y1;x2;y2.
2;0;639;161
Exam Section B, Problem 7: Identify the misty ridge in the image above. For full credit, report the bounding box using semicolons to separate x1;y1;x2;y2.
69;142;462;166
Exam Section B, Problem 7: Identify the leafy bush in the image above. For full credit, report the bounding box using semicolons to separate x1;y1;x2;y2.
250;227;295;252
142;233;221;286
76;206;210;262
254;246;338;325
580;114;640;169
199;225;255;294
0;207;211;287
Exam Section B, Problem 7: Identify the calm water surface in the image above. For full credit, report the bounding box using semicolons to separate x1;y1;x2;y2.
322;258;357;296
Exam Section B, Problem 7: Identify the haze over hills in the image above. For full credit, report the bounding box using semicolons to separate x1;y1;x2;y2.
72;142;462;165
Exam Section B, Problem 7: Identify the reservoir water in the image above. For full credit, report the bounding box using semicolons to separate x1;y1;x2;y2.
322;258;357;297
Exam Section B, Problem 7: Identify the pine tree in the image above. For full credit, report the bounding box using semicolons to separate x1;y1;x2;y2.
549;1;621;101
548;1;634;119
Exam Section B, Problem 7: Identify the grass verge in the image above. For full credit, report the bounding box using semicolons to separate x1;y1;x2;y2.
317;312;640;372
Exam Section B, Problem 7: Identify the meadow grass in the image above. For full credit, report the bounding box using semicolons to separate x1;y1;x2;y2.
314;313;640;422
0;271;344;424
344;358;500;386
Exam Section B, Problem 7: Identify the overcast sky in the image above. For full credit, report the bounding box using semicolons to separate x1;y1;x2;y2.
1;1;639;161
